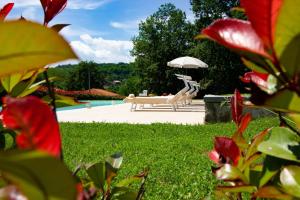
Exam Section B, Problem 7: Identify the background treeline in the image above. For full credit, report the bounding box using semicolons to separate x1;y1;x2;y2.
49;0;248;97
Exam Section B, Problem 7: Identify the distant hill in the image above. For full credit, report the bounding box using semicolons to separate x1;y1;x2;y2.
45;62;135;91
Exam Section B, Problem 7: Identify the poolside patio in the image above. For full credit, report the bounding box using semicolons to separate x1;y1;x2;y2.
57;100;205;125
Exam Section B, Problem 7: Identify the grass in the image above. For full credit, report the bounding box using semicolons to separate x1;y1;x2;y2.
60;117;279;200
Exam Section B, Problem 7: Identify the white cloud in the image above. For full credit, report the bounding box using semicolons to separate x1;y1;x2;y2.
1;0;113;10
61;26;106;40
110;20;139;30
70;34;134;63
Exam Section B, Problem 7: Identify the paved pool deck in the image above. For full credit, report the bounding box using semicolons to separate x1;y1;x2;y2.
57;100;205;125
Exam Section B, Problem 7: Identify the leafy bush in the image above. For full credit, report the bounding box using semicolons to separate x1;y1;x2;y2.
201;0;300;198
0;1;146;200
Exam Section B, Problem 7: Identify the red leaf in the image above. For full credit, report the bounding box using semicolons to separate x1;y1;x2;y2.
1;96;61;157
237;113;252;134
40;0;67;25
231;89;243;126
241;72;272;93
241;0;283;49
202;18;271;59
214;137;240;166
0;3;14;21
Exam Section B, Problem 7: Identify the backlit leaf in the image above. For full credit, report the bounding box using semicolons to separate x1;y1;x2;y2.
0;150;77;200
1;96;61;157
240;0;283;49
201;18;271;59
275;0;300;78
0;20;77;77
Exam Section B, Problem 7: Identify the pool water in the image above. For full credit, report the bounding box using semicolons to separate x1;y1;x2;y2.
57;100;124;111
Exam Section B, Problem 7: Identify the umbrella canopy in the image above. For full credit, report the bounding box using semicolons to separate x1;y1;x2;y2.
167;56;208;69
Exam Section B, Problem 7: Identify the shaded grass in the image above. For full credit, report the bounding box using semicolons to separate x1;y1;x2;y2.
60;117;279;200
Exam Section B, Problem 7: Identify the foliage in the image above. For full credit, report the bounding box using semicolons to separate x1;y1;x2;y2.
132;3;196;95
74;153;148;200
189;0;248;95
66;61;107;91
60;118;278;199
201;0;300;198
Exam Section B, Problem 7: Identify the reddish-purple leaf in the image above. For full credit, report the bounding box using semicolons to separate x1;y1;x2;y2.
1;96;61;157
0;3;14;21
241;0;283;49
40;0;67;25
214;137;240;166
202;18;271;59
231;89;243;126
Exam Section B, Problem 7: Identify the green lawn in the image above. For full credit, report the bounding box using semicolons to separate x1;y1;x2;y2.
60;117;279;200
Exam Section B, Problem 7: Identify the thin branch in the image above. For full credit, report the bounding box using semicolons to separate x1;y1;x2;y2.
43;70;57;120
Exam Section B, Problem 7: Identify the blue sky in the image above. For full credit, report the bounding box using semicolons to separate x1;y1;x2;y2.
5;0;193;63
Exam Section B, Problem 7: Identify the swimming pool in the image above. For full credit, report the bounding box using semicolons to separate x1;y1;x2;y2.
57;100;124;111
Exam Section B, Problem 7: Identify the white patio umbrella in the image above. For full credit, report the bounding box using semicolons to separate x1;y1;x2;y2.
167;56;208;69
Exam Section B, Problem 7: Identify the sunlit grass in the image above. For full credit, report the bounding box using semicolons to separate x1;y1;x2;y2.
60;117;279;200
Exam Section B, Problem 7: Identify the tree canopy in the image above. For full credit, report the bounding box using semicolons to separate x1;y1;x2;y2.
132;3;196;95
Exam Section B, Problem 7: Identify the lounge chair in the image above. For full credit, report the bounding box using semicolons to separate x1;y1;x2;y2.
124;89;187;111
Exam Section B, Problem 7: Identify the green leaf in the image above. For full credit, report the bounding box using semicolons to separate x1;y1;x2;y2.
0;150;77;200
241;58;268;73
111;187;137;200
116;176;143;187
259;156;287;187
213;164;248;184
0;20;77;77
245;128;270;160
86;162;106;191
258;127;300;162
216;185;257;193
260;89;300;113
1;73;23;92
10;72;38;97
280;165;300;198
275;0;300;78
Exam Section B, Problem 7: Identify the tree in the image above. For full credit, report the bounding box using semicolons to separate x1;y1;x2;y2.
191;0;240;29
66;61;106;90
189;0;248;94
132;3;196;95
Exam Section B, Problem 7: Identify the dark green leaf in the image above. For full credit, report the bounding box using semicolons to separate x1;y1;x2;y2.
259;156;286;187
51;24;70;33
86;162;106;191
258;127;300;162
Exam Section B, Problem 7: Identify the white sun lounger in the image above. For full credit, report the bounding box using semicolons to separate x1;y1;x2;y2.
124;89;186;111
